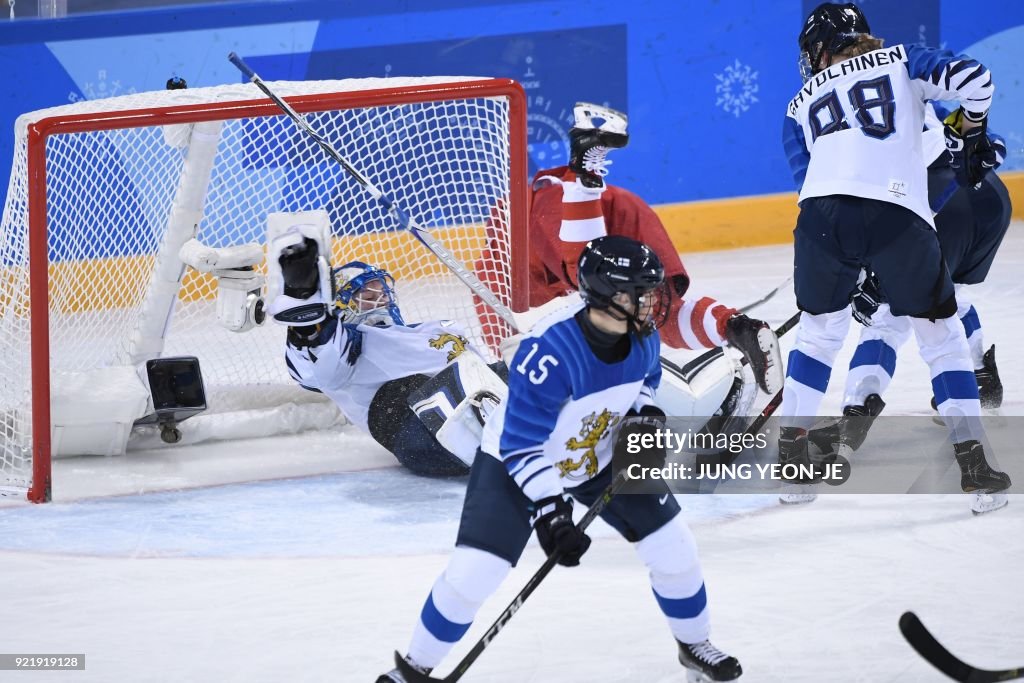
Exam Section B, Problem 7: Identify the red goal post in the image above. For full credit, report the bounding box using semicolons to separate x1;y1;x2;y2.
2;76;529;502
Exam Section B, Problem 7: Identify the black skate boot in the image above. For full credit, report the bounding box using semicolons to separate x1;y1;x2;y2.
376;654;432;683
678;639;742;682
954;440;1011;493
724;315;782;394
807;394;886;456
568;102;629;188
975;345;1003;409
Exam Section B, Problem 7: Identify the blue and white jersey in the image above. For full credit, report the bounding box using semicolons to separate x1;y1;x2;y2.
783;44;994;225
480;301;662;502
284;319;479;432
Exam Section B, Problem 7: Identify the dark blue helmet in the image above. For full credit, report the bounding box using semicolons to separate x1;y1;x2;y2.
577;235;669;337
798;3;871;81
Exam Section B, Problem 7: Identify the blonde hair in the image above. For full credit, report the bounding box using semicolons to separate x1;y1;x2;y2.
837;34;886;58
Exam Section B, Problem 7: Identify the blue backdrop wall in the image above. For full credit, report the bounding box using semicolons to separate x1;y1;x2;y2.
2;0;1022;208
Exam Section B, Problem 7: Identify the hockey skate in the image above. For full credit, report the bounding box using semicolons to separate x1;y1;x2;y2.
724;315;783;394
807;394;886;456
678;639;743;682
954;440;1011;493
971;492;1008;515
376;654;431;683
975;345;1003;409
778;426;817;504
568;102;629;188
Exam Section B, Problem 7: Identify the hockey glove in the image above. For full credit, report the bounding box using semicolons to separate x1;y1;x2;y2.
618;404;668;473
944;109;997;188
850;272;882;327
724;315;783;394
532;494;591;567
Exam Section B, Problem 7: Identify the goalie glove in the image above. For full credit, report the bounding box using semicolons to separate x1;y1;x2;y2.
943;109;997;188
265;212;334;326
850;272;882;327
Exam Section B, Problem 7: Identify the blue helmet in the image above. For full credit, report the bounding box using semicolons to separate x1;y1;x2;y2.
333;261;405;326
798;3;871;81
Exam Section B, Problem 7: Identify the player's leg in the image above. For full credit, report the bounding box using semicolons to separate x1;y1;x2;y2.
868;206;1010;494
842;305;911;409
949;173;1011;408
776;197;861;503
380;452;532;680
367;375;470;477
781;197;862;424
807;305;909;457
571;476;741;681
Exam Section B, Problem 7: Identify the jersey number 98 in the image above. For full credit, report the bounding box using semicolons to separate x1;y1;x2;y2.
809;75;895;142
515;343;559;385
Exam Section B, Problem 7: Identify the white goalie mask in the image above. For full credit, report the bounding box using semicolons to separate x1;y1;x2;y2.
333;261;405;327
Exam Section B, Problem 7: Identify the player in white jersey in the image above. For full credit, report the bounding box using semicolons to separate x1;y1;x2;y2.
377;236;743;683
813;105;1009;434
778;3;1010;497
268;222;503;477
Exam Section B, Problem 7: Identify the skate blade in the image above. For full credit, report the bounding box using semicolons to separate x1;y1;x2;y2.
779;493;818;505
756;327;783;395
686;670;713;683
971;493;1008;515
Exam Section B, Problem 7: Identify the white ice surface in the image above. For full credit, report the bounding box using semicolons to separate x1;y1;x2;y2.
2;226;1023;682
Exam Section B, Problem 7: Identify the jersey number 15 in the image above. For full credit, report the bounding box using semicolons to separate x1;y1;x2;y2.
515;343;559;385
809;75;895;143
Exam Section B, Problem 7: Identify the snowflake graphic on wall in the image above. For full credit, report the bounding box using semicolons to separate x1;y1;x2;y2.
715;59;759;118
69;69;137;103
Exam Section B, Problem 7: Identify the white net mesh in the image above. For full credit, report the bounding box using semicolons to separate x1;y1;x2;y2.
0;77;522;500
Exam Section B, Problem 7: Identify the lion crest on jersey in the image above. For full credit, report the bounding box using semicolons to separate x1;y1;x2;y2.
558;409;621;478
429;332;469;362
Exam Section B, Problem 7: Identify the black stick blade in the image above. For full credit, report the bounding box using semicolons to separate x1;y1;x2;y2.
900;611;974;681
899;612;1023;683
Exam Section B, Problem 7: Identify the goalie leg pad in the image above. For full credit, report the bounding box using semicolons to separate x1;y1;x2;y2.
367;375;470;477
408;354;509;466
266;210;333;325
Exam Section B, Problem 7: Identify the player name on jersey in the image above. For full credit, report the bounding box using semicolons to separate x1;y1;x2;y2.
788;44;907;117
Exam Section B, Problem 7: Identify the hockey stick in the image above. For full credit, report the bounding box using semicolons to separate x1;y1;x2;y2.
900;612;1023;682
393;467;632;683
665;310;801;384
227;53;519;328
738;275;793;314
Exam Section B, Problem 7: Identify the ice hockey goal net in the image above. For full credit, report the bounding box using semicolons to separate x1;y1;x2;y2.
0;76;528;502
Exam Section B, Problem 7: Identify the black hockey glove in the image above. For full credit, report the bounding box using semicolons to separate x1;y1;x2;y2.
944;109;997;188
532;494;591;567
850;272;882;327
622;404;668;465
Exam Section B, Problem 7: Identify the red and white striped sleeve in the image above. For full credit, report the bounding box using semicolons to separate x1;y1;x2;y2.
557;177;607;283
661;295;737;350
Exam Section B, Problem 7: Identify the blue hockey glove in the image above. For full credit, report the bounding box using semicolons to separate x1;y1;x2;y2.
944;109;997;188
532;494;591;567
850;273;882;327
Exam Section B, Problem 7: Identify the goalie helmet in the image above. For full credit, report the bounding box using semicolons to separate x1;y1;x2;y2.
333;261;405;327
798;3;870;81
577;235;670;337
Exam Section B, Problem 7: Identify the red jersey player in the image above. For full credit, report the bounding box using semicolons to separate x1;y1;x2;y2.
525;103;781;393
